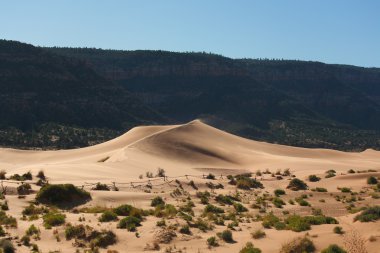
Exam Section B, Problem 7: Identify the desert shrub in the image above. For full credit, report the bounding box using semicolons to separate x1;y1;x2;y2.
308;175;321;182
285;215;310;232
205;173;216;180
17;183;32;195
273;197;286;208
354;206;380;222
218;229;233;243
287;178;308;191
156;167;166;177
188;180;198;190
0;211;17;228
65;224;86;240
92;183;110;191
340;187;351;193
179;224;191;235
193;218;213;232
325;170;336;178
151;196;165;207
207;236;218;247
0;202;8;211
274;189;286;196
204;204;224;214
367;176;378;185
36;170;46;180
296;198;310;207
89;230;117;248
0;171;6;180
261;212;280;228
234;202;248;212
251;229;266;239
0;226;4;236
113;204;142;219
280;236;315;253
36;184;91;208
10;171;32;181
0;239;14;253
99;211;118;222
43;212;65;228
154;204;177;218
315;187;327;192
117;216;141;231
236;175;263;190
240;242;262;253
21;235;31;246
215;194;234;205
26;224;40;236
22;204;48;216
333;226;344;234
321;244;347;253
347;169;356;174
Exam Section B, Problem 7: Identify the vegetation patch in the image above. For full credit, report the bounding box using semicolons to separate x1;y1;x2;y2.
354;206;380;222
36;184;91;208
287;178;308;191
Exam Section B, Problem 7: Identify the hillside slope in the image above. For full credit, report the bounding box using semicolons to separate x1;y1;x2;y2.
0;40;165;148
46;47;380;150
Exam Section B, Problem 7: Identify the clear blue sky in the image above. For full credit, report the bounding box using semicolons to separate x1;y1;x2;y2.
2;0;379;67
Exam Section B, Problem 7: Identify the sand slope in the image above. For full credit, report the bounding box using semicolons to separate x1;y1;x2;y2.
0;120;379;182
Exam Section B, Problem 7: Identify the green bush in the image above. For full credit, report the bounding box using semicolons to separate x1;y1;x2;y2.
26;224;40;236
99;211;118;222
236;175;263;190
274;189;286;196
285;215;311;232
367;176;378;185
308;175;320;182
0;211;17;228
17;183;32;195
333;226;344;234
113;204;142;219
321;244;347;253
36;184;91;208
117;216;141;231
240;242;262;253
43;212;66;228
204;204;224;214
89;230;117;248
65;224;86;240
287;178;308;191
207;236;218;247
273;197;286;208
280;236;315;253
218;229;233;243
215;194;234;205
151;196;165;207
354;206;380;222
251;229;266;239
0;239;15;253
179;224;191;235
233;202;248;212
315;187;327;192
261;213;280;228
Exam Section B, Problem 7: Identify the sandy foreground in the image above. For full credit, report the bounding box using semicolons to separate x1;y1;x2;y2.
0;120;380;252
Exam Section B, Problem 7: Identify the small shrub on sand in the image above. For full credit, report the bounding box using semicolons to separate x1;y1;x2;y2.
99;211;118;222
179;224;191;235
207;236;218;247
274;189;286;196
43;212;66;228
92;183;110;191
287;178;308;191
217;229;234;243
321;244;347;253
0;239;15;253
0;211;17;228
236;175;263;190
65;224;86;240
117;216;141;231
354;206;380;222
367;176;378;185
0;171;6;180
308;175;321;182
36;184;91;208
156;167;166;177
273;197;286;208
251;229;266;239
89;230;117;248
151;196;165;207
234;202;248;212
113;204;142;219
334;226;344;234
239;242;262;253
261;212;280;228
280;236;315;253
204;204;224;214
36;170;46;180
17;183;32;195
26;224;40;236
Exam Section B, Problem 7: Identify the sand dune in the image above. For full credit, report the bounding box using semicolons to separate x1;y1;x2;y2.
1;119;379;182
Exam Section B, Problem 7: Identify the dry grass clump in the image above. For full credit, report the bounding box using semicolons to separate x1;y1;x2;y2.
154;228;177;244
280;236;315;253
